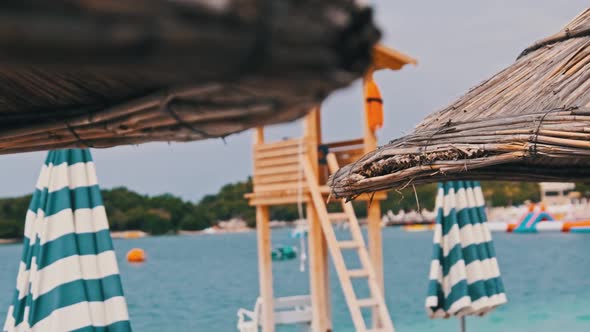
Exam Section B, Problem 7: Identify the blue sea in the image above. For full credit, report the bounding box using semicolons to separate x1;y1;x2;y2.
0;228;589;331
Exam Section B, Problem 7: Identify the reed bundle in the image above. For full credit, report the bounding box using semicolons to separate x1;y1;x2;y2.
0;0;379;154
330;8;590;199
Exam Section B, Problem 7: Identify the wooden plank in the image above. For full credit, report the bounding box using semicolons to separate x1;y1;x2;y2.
250;188;300;197
324;138;364;149
342;197;394;332
254;154;300;168
254;172;305;185
247;195;309;206
255;145;306;160
322;220;332;332
256;205;274;332
303;108;331;331
348;269;370;278
302;156;367;332
328;212;349;221
255;127;265;144
337;155;364;166
367;202;384;328
338;240;361;249
254;164;301;176
308;204;330;332
335;147;365;157
254;138;303;152
254;182;303;193
326;153;395;332
357;298;379;307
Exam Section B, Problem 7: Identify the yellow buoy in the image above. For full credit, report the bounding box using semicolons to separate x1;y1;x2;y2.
126;248;146;263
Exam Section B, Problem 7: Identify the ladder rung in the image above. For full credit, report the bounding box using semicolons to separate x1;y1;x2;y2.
338;240;360;249
328;213;348;221
357;298;379;307
302;154;395;331
347;269;369;278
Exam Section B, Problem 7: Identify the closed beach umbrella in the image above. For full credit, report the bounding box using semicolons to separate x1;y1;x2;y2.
425;181;507;331
3;149;131;332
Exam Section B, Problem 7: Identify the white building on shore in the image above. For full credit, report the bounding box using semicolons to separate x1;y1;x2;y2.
539;182;576;205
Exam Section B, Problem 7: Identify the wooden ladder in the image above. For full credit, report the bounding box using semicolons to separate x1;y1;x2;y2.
302;153;395;332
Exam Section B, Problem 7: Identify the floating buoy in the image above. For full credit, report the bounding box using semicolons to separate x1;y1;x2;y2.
271;246;297;261
127;248;146;263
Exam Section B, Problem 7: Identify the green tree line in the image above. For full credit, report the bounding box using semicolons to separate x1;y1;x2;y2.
0;179;585;239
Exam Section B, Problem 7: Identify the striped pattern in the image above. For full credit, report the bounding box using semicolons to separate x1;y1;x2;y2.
4;149;132;332
425;181;507;318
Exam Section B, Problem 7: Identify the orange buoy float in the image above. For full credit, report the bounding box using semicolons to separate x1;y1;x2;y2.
527;203;536;212
126;248;146;263
364;78;384;132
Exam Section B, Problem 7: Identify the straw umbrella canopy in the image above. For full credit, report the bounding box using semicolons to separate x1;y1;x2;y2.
0;0;380;155
330;8;590;199
3;149;131;331
426;181;507;331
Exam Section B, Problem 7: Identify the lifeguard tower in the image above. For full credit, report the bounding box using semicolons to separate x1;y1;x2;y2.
243;44;416;332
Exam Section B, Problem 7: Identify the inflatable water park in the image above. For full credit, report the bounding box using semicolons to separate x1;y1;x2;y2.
487;204;590;233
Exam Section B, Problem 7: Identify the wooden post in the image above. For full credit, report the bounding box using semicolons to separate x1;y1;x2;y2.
254;127;275;332
362;75;386;328
304;108;331;331
255;126;265;144
257;206;274;332
367;202;384;327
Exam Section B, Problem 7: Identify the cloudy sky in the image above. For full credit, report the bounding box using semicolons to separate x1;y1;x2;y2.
0;1;587;201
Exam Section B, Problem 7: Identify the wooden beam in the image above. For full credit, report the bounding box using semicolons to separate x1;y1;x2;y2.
254;127;265;144
304;107;331;331
253;128;274;331
367;201;384;329
372;43;418;71
362;78;386;328
256;205;274;332
307;204;331;332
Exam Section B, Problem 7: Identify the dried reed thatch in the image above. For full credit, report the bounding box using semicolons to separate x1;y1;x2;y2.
330;8;590;199
0;0;379;154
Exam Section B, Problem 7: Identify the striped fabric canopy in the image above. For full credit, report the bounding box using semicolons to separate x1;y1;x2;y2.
3;149;132;332
425;181;507;319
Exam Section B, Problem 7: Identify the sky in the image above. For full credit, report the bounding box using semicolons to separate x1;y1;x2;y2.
0;1;587;202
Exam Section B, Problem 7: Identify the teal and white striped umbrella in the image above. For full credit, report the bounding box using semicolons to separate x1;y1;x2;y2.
3;149;132;332
425;181;507;322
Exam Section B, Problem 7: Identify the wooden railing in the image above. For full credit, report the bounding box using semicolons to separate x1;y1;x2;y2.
324;138;365;167
318;138;365;183
252;137;308;194
246;137;378;206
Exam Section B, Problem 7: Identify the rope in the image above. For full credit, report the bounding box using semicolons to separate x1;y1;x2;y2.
159;96;214;139
296;138;307;273
65;122;93;148
529;107;573;157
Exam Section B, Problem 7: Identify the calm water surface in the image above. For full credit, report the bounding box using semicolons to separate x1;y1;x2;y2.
0;228;589;331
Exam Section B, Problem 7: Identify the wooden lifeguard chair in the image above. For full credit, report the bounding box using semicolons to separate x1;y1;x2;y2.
244;44;416;332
